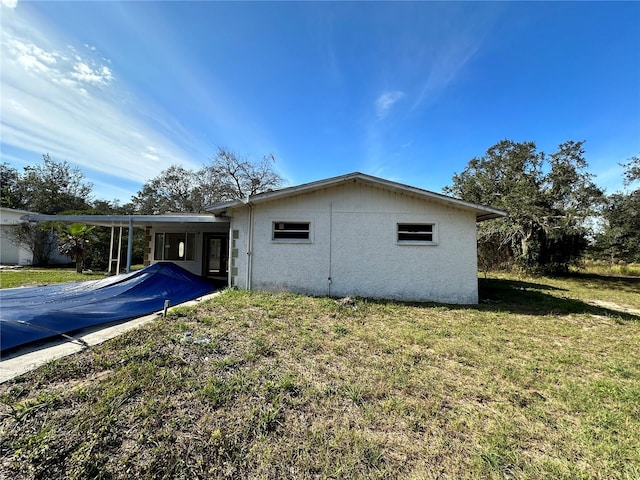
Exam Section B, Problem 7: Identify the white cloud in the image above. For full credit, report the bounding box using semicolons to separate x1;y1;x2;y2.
5;36;111;92
375;91;405;119
6;38;57;74
141;147;160;162
0;8;201;196
1;0;18;9
70;62;112;84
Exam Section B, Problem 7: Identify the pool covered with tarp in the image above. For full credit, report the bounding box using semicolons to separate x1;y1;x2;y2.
0;262;215;353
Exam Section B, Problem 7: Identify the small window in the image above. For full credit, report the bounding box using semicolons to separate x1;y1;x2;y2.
273;222;310;241
397;223;436;244
154;232;196;260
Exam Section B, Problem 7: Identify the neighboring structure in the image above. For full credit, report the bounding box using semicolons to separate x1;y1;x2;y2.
1;208;35;265
23;172;505;304
1;207;69;266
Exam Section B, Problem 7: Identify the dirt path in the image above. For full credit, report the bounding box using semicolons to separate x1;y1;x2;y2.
588;299;640;316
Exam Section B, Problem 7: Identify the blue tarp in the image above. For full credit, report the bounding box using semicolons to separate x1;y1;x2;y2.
0;263;215;353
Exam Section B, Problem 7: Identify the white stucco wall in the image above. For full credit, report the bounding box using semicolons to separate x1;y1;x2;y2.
1;209;36;265
0;229;32;265
1;208;72;266
229;181;479;304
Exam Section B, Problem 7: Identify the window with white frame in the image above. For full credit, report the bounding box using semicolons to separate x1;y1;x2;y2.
397;223;437;244
154;232;196;260
272;222;311;241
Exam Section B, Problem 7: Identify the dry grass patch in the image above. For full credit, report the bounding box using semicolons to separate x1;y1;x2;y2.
1;275;639;479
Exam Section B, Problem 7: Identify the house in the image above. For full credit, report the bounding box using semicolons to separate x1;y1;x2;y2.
23;172;505;304
203;172;504;304
0;207;68;266
1;208;35;265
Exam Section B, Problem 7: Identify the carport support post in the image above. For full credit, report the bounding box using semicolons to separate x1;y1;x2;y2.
126;217;133;273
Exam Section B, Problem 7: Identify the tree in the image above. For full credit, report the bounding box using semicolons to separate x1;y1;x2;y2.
131;148;283;214
130;165;202;214
14;154;93;214
57;223;97;273
2;155;94;265
445;140;603;274
60;200;143;271
204;147;283;200
623;155;640;185
8;222;59;266
0;163;21;208
591;156;640;263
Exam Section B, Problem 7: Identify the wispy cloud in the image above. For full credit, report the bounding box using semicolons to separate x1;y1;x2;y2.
407;4;502;113
5;35;113;93
412;39;480;111
361;5;501;179
141;146;160;162
0;7;201;197
1;0;18;9
375;91;405;120
70;62;112;85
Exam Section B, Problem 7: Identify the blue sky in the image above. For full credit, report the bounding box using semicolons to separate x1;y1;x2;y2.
1;1;639;203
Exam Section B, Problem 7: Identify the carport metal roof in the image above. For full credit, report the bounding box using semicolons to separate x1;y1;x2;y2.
21;214;227;273
20;213;224;227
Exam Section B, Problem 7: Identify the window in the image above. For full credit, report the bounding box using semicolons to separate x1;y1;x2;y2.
397;223;436;244
272;222;310;241
154;232;196;260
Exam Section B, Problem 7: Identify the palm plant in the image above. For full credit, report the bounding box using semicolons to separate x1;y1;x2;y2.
57;223;97;273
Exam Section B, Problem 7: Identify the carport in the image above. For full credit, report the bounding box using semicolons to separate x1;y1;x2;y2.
21;213;227;275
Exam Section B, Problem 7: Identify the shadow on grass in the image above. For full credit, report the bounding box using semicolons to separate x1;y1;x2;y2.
477;276;639;321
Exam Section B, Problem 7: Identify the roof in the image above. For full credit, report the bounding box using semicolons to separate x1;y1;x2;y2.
19;213;223;227
1;207;38;215
2;207;40;225
207;172;506;221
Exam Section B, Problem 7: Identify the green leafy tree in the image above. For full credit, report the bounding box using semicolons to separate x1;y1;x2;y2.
623;155;640;185
445;140;603;274
592;156;640;263
2;155;94;265
131;165;201;214
0;163;22;208
15;154;93;214
57;223;98;273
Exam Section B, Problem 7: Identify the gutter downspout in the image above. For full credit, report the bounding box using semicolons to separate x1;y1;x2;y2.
328;202;333;297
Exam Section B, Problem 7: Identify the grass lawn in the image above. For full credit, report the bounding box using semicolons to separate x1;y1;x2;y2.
0;268;105;289
573;260;640;278
1;273;639;479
